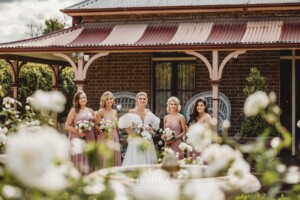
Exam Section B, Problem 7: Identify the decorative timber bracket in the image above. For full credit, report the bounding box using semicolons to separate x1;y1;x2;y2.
185;50;246;119
53;52;109;91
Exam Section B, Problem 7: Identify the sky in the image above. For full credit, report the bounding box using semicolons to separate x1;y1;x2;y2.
0;0;82;43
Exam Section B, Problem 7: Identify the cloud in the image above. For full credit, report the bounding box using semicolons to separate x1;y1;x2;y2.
0;0;81;43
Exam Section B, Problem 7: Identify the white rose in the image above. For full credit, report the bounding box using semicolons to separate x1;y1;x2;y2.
244;91;270;117
116;104;122;110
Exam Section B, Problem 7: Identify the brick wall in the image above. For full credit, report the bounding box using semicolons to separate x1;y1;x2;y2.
85;52;152;110
84;50;280;135
82;10;300;22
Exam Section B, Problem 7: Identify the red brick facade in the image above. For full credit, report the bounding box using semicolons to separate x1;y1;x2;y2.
85;50;280;134
82;9;291;134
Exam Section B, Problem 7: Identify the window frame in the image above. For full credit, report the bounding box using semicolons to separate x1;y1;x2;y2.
152;56;196;118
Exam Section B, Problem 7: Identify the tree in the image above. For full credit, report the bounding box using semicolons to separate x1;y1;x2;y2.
43;18;67;35
0;60;13;97
26;17;69;37
240;67;276;137
18;64;52;106
58;67;77;122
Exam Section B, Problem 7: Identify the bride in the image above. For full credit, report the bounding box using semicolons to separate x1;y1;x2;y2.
119;92;160;166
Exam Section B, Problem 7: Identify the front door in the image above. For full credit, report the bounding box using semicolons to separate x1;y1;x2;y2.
280;50;300;156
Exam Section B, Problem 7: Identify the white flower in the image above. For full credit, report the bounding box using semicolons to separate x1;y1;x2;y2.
201;144;238;176
179;142;193;152
244;91;270;117
31;90;66;113
71;138;86;155
271;137;281;148
141;130;152;141
5;126;72;192
75;120;94;133
133;169;179;200
227;159;251;188
110;181;128;200
239;173;261;194
2;185;22;199
32;165;73;192
284;166;300;184
182;180;225;200
83;174;106;195
0;154;6;164
222;120;231;129
297;120;300;128
3;97;15;108
1;127;8;134
162;127;176;141
276;164;287;173
194;156;204;165
272;106;281;115
0;133;7;143
269;91;277;103
84;184;105;195
210;117;218;127
186;123;212;152
116;104;122;110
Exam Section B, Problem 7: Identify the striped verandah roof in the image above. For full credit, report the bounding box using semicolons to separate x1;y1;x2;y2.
0;17;299;119
0;18;299;53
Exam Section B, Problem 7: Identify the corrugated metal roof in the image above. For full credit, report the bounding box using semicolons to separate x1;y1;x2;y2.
241;21;282;43
67;0;300;9
0;19;299;51
69;24;112;46
136;24;178;44
169;22;213;44
102;24;147;45
280;19;300;42
206;22;246;44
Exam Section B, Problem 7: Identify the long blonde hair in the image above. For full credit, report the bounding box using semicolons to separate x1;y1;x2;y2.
100;91;115;108
135;92;148;107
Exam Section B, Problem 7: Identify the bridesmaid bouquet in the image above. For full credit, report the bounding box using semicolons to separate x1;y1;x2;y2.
97;119;116;132
75;120;94;134
97;119;116;138
161;127;176;142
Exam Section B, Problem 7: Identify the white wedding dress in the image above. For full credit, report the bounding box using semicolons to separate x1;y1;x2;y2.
121;111;160;166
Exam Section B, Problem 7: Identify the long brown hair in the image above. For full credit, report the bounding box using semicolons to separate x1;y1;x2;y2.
73;91;85;113
188;98;208;125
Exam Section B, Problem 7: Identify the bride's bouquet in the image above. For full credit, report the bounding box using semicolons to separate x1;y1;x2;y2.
131;123;152;141
75;120;94;134
97;119;116;138
118;113;153;141
161;127;176;142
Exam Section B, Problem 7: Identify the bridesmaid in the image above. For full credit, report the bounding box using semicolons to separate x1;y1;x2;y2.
65;90;96;175
187;98;212;160
95;91;121;167
163;96;187;154
187;98;212;128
